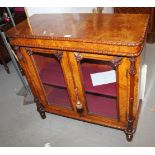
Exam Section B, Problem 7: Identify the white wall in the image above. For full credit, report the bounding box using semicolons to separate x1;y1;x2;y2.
104;7;114;14
25;7;114;17
26;7;94;17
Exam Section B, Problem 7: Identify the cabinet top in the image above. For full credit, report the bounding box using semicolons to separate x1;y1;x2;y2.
6;13;149;47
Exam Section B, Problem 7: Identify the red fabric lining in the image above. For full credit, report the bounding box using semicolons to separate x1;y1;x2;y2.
40;61;116;97
39;60;117;118
86;93;117;119
44;85;71;108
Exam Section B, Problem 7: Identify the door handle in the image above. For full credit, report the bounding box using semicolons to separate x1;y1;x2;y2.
76;99;83;114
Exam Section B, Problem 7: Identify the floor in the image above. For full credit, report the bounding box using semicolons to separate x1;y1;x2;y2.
0;43;155;147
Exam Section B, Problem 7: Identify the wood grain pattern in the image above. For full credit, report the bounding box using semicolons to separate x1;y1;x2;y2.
6;14;149;46
8;37;144;57
114;7;155;43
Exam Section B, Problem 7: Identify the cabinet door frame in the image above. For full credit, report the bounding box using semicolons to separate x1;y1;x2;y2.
14;46;126;129
68;52;129;124
19;47;77;114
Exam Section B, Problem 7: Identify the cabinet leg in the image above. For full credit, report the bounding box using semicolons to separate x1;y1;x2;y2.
124;57;136;142
124;119;135;142
34;97;46;119
125;132;133;142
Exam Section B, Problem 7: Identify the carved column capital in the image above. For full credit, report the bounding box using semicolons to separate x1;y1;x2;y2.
54;51;63;60
74;52;83;62
25;48;33;56
112;56;122;68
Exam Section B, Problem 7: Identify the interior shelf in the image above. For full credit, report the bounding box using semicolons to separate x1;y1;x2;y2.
81;62;116;97
43;84;71;108
40;61;66;88
43;83;117;119
40;61;116;97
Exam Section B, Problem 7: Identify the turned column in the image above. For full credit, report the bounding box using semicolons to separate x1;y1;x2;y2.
125;57;136;141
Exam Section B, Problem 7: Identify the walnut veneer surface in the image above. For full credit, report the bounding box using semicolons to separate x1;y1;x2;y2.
7;14;149;46
6;14;149;142
114;7;155;43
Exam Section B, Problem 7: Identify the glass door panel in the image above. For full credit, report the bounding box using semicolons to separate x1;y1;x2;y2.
32;52;71;109
80;59;118;119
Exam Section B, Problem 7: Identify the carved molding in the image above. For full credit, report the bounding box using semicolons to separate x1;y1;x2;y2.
112;56;122;68
54;51;63;60
129;57;136;76
11;42;144;57
25;48;33;56
7;15;149;48
14;46;20;51
34;97;46;119
74;52;83;62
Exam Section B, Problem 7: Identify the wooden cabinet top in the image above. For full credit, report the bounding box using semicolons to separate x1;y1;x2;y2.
6;14;149;57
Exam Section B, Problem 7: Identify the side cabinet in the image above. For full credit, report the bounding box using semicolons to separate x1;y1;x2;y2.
7;13;149;142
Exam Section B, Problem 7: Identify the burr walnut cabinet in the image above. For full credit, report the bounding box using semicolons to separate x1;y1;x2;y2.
6;13;149;141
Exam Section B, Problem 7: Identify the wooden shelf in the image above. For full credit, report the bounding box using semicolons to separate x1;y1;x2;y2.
40;61;116;97
40;61;66;88
43;84;71;108
44;84;117;119
81;62;116;97
43;83;117;119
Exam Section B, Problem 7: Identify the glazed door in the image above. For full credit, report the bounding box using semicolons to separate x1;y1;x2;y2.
19;47;77;114
68;52;128;123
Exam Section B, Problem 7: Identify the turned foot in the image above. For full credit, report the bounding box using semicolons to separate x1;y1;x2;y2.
124;129;134;142
125;133;133;142
36;102;46;119
35;97;46;119
124;119;135;142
